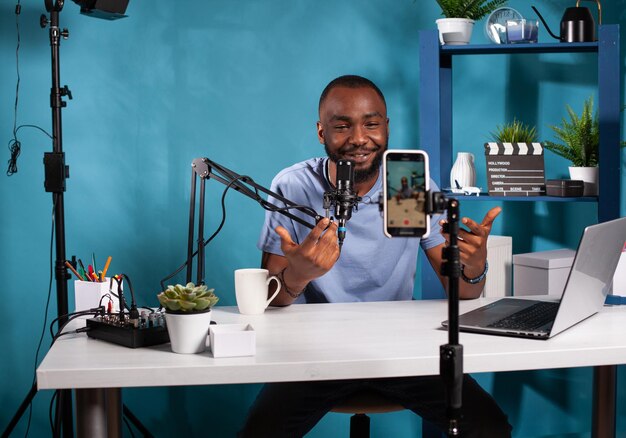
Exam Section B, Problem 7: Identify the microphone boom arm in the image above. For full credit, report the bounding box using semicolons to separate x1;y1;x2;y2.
186;157;323;285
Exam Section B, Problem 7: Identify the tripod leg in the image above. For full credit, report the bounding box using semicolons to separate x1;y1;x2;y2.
1;381;38;438
123;404;155;438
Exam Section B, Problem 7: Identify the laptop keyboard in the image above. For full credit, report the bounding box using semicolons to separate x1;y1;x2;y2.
487;301;559;331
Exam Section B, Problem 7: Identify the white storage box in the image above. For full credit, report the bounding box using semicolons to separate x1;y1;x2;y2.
613;243;626;294
484;235;513;298
210;324;256;358
513;249;575;297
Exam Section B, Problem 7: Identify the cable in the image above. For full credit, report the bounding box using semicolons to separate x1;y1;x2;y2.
7;1;53;176
7;1;21;177
22;196;56;437
159;175;243;290
48;390;58;436
159;174;318;290
52;327;90;342
49;310;100;343
122;416;136;438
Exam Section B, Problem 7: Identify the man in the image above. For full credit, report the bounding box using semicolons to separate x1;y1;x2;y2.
395;176;416;201
240;75;510;437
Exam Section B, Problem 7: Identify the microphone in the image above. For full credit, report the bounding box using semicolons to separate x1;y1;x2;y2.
334;159;360;246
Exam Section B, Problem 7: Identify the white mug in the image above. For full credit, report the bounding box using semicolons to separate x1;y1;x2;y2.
234;269;281;315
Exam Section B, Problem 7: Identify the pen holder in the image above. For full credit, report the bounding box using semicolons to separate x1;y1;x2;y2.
74;278;120;315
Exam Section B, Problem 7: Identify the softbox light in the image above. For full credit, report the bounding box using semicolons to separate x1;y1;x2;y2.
72;0;129;20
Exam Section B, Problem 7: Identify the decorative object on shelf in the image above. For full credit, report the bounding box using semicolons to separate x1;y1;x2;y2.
542;96;605;196
435;0;507;45
450;152;476;189
505;19;539;43
157;282;219;354
485;119;545;196
545;179;585;197
485;7;523;44
484;142;546;196
531;1;601;43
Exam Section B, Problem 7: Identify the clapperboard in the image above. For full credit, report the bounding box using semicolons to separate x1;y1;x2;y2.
484;142;546;196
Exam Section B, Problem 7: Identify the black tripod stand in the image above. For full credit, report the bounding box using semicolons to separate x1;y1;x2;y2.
427;192;464;436
3;2;73;436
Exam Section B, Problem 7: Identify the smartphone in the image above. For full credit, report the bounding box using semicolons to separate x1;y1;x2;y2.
382;149;430;238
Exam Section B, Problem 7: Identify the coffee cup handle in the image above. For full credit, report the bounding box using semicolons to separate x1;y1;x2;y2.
265;276;281;308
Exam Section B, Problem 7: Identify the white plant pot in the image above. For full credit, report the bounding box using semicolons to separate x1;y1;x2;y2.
436;18;475;45
164;310;212;354
568;166;598;196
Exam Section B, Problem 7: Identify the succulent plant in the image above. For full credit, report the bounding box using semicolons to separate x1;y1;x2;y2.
157;282;219;313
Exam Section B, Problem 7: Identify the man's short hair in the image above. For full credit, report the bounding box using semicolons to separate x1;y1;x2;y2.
319;75;386;113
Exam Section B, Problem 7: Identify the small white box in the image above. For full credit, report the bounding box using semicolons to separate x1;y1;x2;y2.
74;278;120;314
513;249;575;297
210;324;256;358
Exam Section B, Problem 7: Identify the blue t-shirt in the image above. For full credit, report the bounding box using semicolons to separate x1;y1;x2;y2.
257;157;445;303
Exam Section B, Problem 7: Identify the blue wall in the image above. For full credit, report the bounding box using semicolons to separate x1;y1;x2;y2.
1;0;625;436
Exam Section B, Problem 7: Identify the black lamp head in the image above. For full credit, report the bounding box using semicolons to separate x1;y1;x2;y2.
71;0;129;20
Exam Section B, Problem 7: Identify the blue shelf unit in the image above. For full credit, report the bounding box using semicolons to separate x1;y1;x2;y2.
417;26;621;438
447;194;598;202
418;25;621;224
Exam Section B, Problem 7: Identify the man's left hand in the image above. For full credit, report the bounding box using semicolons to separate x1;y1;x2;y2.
439;206;502;278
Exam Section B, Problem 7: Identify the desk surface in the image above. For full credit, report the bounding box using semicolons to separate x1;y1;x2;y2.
36;299;626;390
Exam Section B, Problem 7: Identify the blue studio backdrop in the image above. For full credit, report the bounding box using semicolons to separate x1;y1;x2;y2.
1;0;625;436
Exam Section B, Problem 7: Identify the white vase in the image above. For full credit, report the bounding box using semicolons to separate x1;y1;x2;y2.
450;152;476;189
568;166;599;196
164;310;212;354
436;18;475;45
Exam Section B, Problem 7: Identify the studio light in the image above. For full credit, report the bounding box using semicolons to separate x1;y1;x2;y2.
72;0;129;19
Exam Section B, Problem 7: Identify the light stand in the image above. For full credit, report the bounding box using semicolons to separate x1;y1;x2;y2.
40;2;74;437
427;192;463;436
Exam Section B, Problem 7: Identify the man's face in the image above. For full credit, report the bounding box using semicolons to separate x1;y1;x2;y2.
401;177;408;188
317;86;389;184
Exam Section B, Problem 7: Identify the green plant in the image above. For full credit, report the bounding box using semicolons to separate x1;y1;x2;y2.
436;0;508;20
157;282;219;312
543;96;599;167
491;118;538;143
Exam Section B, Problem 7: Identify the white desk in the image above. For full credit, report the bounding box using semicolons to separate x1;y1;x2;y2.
37;299;626;436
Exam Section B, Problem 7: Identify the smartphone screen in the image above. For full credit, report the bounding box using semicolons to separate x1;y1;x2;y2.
383;150;430;238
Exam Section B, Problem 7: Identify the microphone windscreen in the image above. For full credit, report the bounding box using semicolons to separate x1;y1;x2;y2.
336;159;354;190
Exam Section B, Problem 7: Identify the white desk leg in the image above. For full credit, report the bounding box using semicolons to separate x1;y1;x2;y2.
75;388;122;438
592;366;616;438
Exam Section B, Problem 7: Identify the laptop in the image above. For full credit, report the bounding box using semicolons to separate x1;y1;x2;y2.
443;217;626;340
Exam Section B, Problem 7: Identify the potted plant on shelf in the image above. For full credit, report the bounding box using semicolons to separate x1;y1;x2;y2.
157;282;219;354
543;96;601;196
435;0;508;45
491;118;538;143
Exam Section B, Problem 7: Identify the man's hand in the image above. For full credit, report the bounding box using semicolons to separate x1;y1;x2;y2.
439;207;502;278
276;218;340;286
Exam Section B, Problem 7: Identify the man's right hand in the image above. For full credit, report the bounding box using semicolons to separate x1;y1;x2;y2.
275;217;340;286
